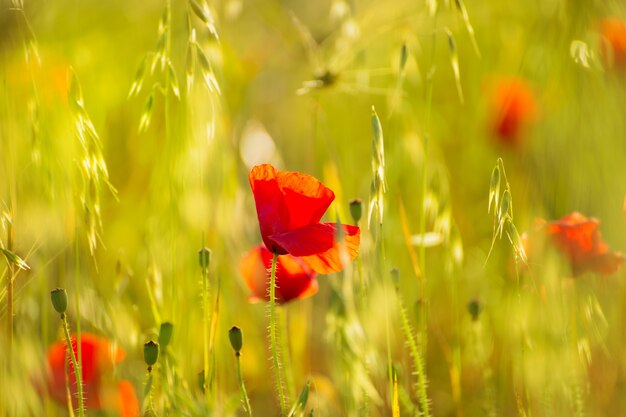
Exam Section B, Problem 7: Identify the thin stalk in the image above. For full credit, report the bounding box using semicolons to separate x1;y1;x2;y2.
73;228;83;415
570;286;584;417
418;5;439;347
269;252;286;416
61;313;85;417
163;0;177;328
201;253;210;404
63;354;75;417
6;219;14;353
235;351;253;417
379;222;395;409
278;308;295;401
418;14;436;354
208;273;221;393
146;371;155;412
398;293;430;417
419;136;428;344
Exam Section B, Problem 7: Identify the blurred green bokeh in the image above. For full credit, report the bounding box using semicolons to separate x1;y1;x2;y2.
2;0;626;415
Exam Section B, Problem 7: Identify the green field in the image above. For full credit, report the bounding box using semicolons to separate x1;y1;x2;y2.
2;0;626;416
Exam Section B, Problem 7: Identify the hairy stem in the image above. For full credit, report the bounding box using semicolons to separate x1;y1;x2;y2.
73;229;84;417
398;294;430;417
269;252;286;416
62;314;85;417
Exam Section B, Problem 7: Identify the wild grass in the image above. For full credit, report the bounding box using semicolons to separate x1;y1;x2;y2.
2;0;626;416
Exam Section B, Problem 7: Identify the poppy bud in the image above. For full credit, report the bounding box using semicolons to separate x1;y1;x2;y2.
229;326;243;355
198;370;205;392
143;340;159;367
349;199;362;224
50;288;68;314
390;268;400;290
198;247;212;270
413;299;425;323
467;299;481;321
158;322;174;349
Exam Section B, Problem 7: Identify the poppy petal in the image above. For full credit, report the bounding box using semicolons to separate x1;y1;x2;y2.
239;244;318;303
46;333;125;410
544;212;624;276
270;223;360;274
249;165;335;254
117;380;139;417
275;168;335;230
248;165;291;253
275;251;319;302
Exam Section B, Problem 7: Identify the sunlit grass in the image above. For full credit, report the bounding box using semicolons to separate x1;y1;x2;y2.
2;0;626;416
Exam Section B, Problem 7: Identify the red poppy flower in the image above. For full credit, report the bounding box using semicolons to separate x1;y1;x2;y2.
248;164;360;274
487;76;537;146
545;212;624;275
116;380;140;417
240;244;318;303
599;17;626;69
46;333;138;416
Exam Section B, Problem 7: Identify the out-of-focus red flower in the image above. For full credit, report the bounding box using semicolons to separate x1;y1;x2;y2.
599;17;626;69
487;76;538;146
248;164;360;274
117;380;140;417
240;244;318;303
46;333;138;416
542;212;623;276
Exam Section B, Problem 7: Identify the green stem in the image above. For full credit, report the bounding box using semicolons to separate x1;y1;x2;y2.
235;352;253;417
398;293;430;417
380;223;393;406
61;314;85;417
73;229;83;417
146;371;155;412
278;308;295;402
7;220;14;354
208;274;221;395
201;255;210;403
163;0;177;329
269;252;286;416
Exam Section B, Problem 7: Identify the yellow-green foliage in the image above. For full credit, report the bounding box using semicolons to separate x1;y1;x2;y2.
2;0;626;416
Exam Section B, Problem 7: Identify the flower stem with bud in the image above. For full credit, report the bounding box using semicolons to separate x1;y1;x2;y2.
229;326;252;417
143;340;160;412
51;288;85;417
199;247;211;402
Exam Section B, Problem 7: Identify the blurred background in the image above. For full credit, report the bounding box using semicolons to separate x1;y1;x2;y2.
2;0;626;415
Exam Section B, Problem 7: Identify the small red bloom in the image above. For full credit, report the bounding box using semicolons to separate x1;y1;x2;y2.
599;17;626;69
248;164;360;274
46;333;138;416
545;212;624;276
240;244;318;303
487;76;537;146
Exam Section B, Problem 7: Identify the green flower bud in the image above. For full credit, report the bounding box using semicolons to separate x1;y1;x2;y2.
50;288;68;314
144;340;160;367
158;322;174;349
413;298;425;324
349;199;362;224
390;268;400;290
198;247;211;270
229;326;243;354
467;299;481;321
198;370;206;392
